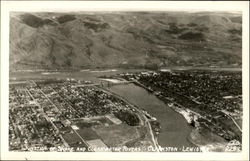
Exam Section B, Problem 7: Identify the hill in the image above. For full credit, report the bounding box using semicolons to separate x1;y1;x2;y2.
9;12;242;70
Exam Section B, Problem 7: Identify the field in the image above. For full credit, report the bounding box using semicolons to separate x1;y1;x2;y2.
93;124;140;147
188;128;228;152
62;117;142;150
76;128;99;141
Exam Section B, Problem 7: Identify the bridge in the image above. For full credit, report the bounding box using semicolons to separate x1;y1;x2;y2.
97;79;134;87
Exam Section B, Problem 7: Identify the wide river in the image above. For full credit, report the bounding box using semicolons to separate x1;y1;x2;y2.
106;83;195;148
12;67;241;149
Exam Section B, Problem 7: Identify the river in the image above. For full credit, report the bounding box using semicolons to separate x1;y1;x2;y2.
10;69;144;83
106;83;195;149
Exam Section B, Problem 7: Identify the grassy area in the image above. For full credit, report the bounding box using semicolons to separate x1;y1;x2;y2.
73;117;114;129
93;124;140;147
218;117;241;141
76;128;99;141
188;128;228;152
62;132;82;144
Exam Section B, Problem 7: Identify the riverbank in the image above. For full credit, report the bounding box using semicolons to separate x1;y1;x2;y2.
106;83;195;150
130;80;231;152
10;66;242;73
97;86;160;151
188;129;228;152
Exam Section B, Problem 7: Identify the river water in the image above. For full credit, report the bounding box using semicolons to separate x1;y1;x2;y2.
10;69;144;83
106;83;195;149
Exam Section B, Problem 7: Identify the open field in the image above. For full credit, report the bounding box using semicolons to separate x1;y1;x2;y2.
93;124;140;147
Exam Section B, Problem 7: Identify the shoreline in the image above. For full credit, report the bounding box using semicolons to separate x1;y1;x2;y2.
10;66;242;73
130;81;235;152
97;86;160;151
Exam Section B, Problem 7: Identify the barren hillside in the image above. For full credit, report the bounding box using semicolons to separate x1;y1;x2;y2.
10;12;242;70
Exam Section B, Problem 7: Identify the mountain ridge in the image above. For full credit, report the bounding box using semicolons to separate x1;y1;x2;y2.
10;12;242;71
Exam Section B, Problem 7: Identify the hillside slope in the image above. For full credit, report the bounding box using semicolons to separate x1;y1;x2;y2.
9;12;242;70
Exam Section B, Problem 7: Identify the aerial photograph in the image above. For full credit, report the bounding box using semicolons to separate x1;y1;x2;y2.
9;11;242;152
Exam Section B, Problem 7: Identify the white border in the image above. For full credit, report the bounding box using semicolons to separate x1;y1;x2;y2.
1;1;249;160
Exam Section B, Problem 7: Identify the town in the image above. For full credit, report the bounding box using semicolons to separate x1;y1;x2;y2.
118;69;242;150
9;79;158;151
9;69;242;152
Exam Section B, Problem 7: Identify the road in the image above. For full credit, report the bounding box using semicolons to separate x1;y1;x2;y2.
26;84;70;148
221;110;242;132
71;127;92;151
228;115;242;132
